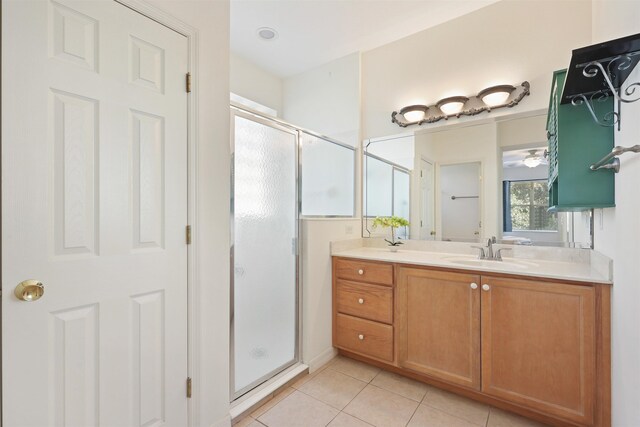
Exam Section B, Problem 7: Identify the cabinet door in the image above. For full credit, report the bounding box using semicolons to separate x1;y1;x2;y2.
397;267;481;389
481;276;595;425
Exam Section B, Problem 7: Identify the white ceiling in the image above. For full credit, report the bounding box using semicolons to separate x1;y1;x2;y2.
231;0;500;78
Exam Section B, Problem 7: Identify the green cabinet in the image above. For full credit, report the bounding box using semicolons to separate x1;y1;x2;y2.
546;69;615;211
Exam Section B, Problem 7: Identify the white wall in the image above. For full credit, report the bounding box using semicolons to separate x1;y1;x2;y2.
230;53;283;115
591;2;640;426
301;219;361;370
146;1;231;426
361;0;592;139
283;53;361;147
502;164;548;181
497;114;548;148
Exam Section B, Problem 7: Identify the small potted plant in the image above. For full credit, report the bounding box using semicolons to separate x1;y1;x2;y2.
372;216;410;252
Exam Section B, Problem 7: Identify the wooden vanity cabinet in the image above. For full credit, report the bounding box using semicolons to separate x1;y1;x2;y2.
481;276;597;426
333;257;611;427
332;258;395;363
396;268;481;390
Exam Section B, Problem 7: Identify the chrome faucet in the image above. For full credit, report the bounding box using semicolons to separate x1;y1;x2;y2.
472;236;511;261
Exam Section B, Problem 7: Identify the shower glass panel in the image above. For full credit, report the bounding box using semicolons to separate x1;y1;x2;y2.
232;112;298;398
300;133;355;216
364;155;393;217
393;168;410;239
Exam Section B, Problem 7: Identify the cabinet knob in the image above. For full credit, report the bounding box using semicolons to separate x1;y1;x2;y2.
358;269;364;275
358;334;364;340
482;284;490;291
358;298;364;304
470;283;478;290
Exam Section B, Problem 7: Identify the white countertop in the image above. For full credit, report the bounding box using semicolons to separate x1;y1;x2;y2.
331;246;612;285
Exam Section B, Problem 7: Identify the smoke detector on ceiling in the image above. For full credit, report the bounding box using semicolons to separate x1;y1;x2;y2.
257;27;278;41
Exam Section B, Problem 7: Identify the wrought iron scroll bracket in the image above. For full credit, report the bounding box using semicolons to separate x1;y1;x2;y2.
569;54;640;130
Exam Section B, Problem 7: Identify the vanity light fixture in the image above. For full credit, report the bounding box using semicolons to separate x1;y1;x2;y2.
391;81;530;128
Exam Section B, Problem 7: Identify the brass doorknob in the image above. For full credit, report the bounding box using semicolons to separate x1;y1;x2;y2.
14;280;44;301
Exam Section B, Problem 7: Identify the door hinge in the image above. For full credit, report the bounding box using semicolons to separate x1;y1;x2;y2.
186;377;192;398
186;225;192;245
186;72;192;93
420;171;423;177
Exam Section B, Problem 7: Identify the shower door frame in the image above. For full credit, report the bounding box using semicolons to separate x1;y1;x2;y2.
229;106;303;401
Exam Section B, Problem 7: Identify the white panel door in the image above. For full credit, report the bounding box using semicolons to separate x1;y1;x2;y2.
2;1;189;426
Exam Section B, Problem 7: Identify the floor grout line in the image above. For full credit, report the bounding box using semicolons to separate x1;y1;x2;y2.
419;400;490;427
254;357;524;427
364;381;427;404
404;399;421;427
340;410;376;426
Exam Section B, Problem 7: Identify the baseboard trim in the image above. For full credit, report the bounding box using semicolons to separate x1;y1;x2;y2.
306;347;337;373
229;363;308;422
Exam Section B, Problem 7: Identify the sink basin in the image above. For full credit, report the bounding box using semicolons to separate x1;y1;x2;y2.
442;256;538;270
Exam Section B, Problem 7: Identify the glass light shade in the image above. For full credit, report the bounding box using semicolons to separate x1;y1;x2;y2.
482;91;511;106
436;96;468;116
523;155;542;168
478;84;515;107
403;109;426;122
439;101;464;115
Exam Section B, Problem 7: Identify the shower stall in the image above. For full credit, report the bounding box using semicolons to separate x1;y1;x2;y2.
230;107;300;400
230;104;356;402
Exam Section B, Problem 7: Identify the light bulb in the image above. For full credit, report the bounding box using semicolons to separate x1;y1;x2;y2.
403;110;426;122
482;91;511;106
523;150;542;168
477;84;515;107
439;101;465;115
436;96;468;116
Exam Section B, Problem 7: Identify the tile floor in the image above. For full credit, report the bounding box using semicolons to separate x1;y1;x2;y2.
234;356;548;427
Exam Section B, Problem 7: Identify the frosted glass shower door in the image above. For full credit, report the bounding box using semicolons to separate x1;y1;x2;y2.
232;112;298;398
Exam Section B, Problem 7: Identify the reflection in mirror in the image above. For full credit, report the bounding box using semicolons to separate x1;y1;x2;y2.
363;114;594;248
441;162;480;241
364;135;413;240
501;145;591;247
418;159;435;240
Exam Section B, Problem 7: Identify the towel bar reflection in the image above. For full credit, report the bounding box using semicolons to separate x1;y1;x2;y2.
451;195;479;200
590;145;640;173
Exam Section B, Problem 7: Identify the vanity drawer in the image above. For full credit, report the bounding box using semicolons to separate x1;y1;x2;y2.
335;258;393;286
336;280;393;324
335;313;393;362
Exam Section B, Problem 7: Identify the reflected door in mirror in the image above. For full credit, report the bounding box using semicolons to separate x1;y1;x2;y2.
441;162;481;241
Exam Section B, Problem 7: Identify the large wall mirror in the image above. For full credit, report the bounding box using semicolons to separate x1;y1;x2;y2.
362;113;593;248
